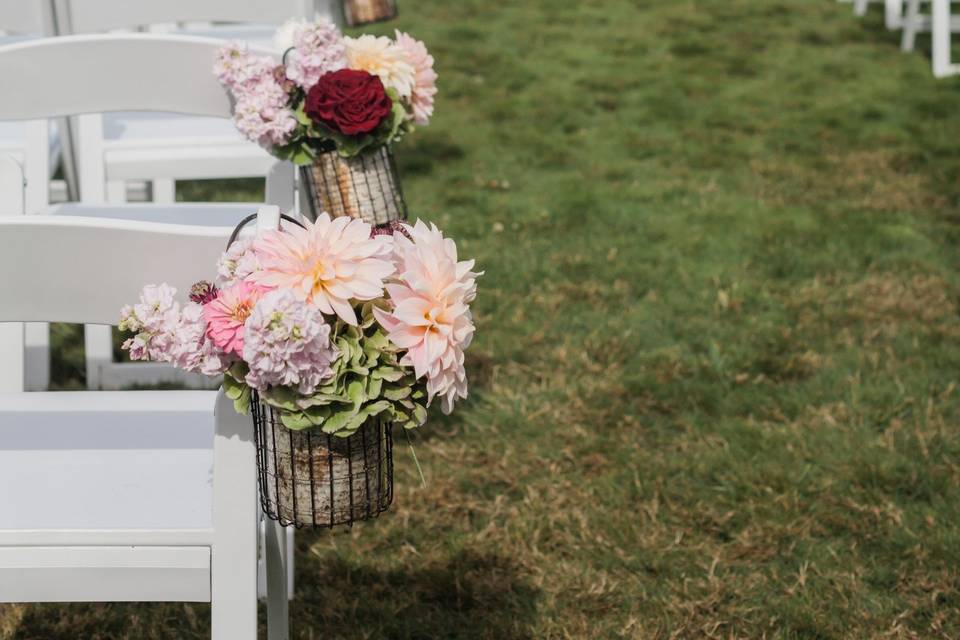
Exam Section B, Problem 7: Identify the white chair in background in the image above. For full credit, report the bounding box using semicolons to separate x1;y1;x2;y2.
0;213;262;639
0;34;295;609
0;34;295;391
847;0;906;28
902;0;960;77
0;155;26;394
54;0;339;205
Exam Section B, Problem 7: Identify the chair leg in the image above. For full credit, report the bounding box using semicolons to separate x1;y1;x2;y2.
855;0;871;16
212;392;258;640
902;0;921;51
23;323;49;391
932;0;956;76
152;178;176;203
106;180;127;203
0;323;25;392
83;325;113;390
886;0;905;28
265;520;290;640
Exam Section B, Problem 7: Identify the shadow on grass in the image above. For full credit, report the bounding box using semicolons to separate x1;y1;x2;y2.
397;133;466;178
3;550;538;640
290;547;539;639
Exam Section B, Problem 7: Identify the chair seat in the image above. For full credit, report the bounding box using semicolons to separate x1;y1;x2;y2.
0;391;218;533
49;201;261;227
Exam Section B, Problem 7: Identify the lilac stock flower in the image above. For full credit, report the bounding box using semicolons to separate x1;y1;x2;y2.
217;237;261;287
277;18;346;90
120;285;230;376
242;289;339;395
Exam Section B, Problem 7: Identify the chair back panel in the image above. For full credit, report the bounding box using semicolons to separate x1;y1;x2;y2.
56;0;314;33
0;35;275;120
0;216;234;325
0;2;49;35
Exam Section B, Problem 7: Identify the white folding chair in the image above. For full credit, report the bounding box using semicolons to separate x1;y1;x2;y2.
0;34;296;606
847;0;906;28
0;155;26;394
54;0;339;204
902;0;960;76
0;213;263;638
0;34;296;391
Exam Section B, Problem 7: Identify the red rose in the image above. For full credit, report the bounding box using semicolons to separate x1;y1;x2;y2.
304;69;392;136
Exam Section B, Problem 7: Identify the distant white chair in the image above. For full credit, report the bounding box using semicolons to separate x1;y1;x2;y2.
847;0;907;28
0;213;262;639
901;0;960;77
0;155;26;394
0;34;296;391
54;0;339;205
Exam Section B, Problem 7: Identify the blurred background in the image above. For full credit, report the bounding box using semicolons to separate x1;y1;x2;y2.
5;0;960;637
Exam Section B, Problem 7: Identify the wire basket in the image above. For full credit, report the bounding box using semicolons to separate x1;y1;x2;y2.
252;396;394;528
299;144;407;225
342;0;398;27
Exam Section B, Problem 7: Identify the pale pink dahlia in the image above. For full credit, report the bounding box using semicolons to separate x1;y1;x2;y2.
251;213;394;325
203;281;264;356
243;289;339;394
394;31;437;126
373;220;481;413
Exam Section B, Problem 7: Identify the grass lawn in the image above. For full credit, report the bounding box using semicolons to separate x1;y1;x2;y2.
6;0;960;637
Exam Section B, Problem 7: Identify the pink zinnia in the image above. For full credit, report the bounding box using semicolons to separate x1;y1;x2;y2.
203;281;263;356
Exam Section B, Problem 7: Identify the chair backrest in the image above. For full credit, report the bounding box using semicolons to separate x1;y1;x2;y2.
0;2;52;35
0;215;236;325
53;0;323;33
0;34;277;121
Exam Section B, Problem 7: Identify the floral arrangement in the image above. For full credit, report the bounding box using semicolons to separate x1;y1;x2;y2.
119;216;480;437
214;18;437;161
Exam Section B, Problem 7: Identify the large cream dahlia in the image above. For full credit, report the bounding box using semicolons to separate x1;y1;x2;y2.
344;34;415;99
250;214;394;325
373;220;481;413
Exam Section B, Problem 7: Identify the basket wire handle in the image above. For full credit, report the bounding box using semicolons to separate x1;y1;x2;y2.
226;206;306;249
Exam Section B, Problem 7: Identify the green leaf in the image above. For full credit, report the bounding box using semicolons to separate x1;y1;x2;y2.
383;385;411;401
280;411;315;430
319;408;356;435
346;379;366;405
372;367;405;382
366;376;383;400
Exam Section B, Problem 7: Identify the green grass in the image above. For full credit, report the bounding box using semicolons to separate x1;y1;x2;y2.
7;1;960;637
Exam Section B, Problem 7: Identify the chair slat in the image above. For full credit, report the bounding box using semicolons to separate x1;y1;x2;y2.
58;0;315;34
0;216;234;325
0;35;275;120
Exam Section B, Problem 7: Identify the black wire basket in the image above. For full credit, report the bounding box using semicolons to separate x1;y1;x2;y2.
252;395;394;529
299;144;407;225
342;0;398;27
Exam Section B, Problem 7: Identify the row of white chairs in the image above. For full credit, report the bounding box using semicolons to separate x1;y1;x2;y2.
0;3;357;637
845;0;960;77
0;31;305;639
2;0;339;392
